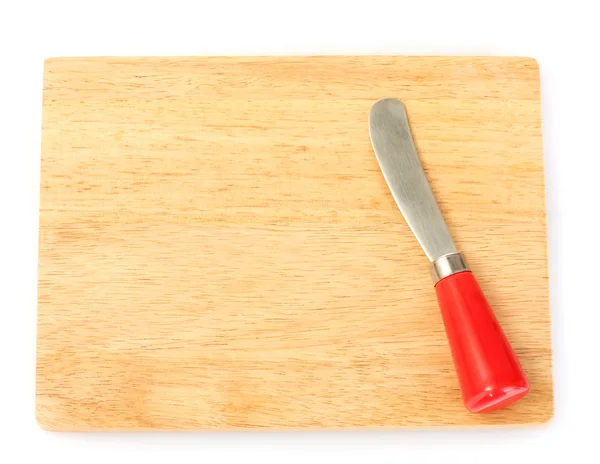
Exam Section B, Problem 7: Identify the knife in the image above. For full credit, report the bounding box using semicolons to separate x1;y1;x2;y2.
369;98;530;413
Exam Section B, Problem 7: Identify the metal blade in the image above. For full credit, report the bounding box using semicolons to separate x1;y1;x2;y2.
369;98;456;262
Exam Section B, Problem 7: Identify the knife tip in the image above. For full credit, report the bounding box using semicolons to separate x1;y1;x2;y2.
369;98;407;137
371;97;405;112
369;98;406;124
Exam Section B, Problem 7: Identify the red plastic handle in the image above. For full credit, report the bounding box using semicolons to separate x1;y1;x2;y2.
435;271;529;413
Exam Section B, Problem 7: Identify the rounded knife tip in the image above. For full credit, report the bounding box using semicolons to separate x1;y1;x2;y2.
369;98;407;136
369;98;406;125
371;97;405;112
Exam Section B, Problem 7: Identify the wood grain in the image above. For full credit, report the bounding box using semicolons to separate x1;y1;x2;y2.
36;56;552;430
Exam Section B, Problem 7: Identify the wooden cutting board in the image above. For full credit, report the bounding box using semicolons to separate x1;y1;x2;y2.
36;56;553;430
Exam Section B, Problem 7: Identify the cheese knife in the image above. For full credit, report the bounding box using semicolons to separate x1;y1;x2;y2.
369;98;530;413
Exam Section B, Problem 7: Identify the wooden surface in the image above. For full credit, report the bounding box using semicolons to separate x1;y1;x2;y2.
37;57;553;430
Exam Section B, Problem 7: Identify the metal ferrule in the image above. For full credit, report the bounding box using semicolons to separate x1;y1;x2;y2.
430;252;469;285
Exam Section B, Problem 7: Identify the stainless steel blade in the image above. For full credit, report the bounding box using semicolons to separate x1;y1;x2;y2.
369;98;457;262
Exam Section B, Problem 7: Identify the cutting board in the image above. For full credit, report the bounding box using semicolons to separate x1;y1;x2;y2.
36;56;553;430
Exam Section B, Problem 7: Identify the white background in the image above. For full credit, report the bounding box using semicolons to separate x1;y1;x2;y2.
1;0;598;462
